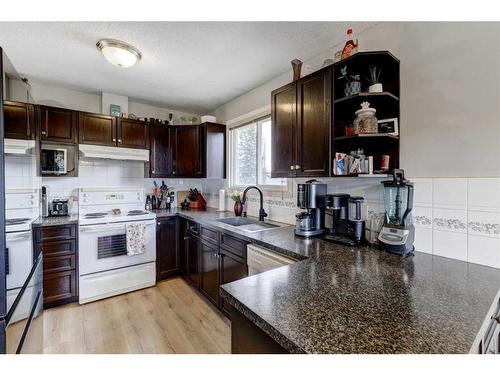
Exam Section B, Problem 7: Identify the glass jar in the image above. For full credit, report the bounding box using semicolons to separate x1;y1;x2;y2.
353;101;378;134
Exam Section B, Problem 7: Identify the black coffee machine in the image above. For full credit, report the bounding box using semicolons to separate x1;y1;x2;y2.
295;180;327;237
324;194;365;245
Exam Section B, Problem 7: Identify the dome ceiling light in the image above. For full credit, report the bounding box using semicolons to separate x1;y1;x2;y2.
96;39;142;68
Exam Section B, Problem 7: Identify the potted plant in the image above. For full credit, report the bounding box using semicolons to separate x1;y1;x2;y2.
366;65;383;93
231;191;243;217
338;66;361;97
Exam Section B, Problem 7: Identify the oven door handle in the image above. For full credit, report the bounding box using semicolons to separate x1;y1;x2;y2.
6;232;32;240
80;222;155;232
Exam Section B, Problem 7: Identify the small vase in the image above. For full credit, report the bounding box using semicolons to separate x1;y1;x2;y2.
291;59;302;81
234;201;243;217
344;81;361;97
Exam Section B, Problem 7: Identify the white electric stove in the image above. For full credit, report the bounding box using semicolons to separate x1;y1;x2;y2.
78;187;156;304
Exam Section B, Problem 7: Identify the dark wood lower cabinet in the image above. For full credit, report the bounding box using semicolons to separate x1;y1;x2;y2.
176;218;250;319
36;223;78;309
156;217;179;281
219;248;248;317
200;240;220;306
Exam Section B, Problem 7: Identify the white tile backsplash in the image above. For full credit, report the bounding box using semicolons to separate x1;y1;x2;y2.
432;208;467;233
432;178;467;210
468;178;500;212
432;230;468;261
467;235;500;268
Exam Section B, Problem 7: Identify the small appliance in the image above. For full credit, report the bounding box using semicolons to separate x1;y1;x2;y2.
40;145;67;175
324;194;365;245
50;199;69;216
295;180;327;237
41;186;49;217
378;169;415;256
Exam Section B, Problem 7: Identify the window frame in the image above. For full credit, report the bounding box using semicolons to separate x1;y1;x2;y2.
227;111;292;194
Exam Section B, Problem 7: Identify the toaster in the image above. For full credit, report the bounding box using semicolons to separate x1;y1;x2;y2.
50;199;69;216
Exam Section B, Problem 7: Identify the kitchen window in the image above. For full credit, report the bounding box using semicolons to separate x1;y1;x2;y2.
229;116;287;190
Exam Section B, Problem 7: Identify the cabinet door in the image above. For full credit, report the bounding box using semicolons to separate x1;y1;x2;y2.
186;234;200;288
173;125;202;177
178;218;188;277
220;249;248;317
200;240;219;306
118;118;150;149
156;218;178;281
43;270;77;308
79;112;117;146
150;124;172;177
38;106;78;144
3;101;35;140
296;68;331;177
271;82;296;178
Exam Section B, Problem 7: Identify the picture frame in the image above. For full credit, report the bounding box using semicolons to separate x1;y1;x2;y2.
110;104;121;117
377;117;399;136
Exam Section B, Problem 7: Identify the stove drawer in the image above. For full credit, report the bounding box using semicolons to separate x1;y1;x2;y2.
37;239;76;258
44;254;76;273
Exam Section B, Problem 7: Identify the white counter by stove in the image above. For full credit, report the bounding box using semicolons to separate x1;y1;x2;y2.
78;187;156;304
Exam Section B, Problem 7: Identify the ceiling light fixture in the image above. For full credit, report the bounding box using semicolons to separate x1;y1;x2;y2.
96;39;142;68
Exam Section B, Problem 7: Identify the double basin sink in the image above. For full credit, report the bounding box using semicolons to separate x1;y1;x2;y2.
216;217;283;233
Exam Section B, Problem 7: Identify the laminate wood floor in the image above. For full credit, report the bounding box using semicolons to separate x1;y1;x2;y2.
43;277;231;354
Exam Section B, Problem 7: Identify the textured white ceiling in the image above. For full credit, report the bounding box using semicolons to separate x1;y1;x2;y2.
0;22;374;113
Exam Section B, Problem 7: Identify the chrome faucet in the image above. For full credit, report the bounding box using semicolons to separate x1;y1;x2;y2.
241;186;268;222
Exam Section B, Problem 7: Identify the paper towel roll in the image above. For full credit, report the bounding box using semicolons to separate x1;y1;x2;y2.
218;189;226;211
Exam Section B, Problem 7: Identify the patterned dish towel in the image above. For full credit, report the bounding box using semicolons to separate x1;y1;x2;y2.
126;223;147;256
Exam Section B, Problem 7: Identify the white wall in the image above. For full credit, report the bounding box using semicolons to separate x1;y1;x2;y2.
213;22;500;178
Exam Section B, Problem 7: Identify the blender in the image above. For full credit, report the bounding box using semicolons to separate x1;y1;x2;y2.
378;169;415;255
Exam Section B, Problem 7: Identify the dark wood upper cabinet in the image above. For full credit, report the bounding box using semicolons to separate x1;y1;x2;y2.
118;118;150;149
149;124;172;178
171;125;202;177
200;239;220;306
78;112;116;146
271;82;296;178
156;217;178;281
271;66;332;178
296;68;331;177
38;105;78;144
201;122;226;179
3;100;36;140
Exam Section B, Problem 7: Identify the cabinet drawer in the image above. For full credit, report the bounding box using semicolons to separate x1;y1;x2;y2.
43;270;77;306
41;224;77;241
39;239;76;258
186;220;200;235
44;254;76;273
220;233;248;259
200;225;219;244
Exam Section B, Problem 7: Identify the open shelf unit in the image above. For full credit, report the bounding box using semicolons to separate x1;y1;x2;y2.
332;51;400;176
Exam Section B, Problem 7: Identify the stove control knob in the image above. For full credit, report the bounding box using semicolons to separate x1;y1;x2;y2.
83;199;88;203
28;195;34;199
28;200;34;205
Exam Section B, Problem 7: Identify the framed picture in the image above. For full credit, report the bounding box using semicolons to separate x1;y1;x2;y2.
377;118;399;136
110;104;121;117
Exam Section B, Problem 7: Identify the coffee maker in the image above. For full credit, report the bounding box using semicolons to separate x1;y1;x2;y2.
324;194;365;245
378;169;415;256
295;180;327;237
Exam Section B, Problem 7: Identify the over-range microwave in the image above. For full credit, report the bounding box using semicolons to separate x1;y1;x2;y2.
41;146;67;175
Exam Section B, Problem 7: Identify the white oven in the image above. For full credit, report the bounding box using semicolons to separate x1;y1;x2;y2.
79;219;156;276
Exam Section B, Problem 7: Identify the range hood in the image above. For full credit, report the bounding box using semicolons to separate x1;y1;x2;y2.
79;144;149;162
4;139;36;155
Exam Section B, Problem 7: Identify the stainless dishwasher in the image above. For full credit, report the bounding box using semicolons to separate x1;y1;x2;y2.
247;244;297;276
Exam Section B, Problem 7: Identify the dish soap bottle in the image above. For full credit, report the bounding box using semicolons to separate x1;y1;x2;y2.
341;28;358;59
145;194;152;210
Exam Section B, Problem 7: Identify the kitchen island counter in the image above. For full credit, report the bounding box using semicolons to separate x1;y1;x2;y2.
153;208;500;354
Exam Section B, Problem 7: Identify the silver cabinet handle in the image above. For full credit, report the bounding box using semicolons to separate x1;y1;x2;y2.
152;170;155;174
41;131;46;135
113;138;116;142
290;165;294;170
183;236;189;240
118;139;122;143
295;165;301;169
157;222;161;226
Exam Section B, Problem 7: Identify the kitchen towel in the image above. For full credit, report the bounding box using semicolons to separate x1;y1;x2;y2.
126;223;147;256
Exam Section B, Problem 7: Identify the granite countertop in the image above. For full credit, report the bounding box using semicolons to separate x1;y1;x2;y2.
32;214;79;227
154;208;500;354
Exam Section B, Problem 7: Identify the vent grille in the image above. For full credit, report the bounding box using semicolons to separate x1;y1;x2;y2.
97;234;127;259
5;247;9;275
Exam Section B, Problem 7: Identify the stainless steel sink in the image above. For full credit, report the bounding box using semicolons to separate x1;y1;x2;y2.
216;217;281;232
